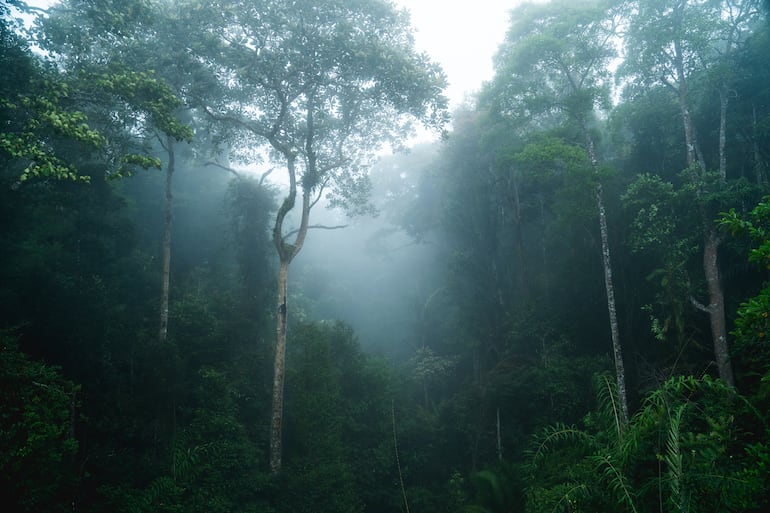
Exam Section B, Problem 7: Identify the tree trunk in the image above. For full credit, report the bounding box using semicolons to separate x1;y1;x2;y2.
703;228;734;386
510;170;529;299
159;136;175;343
673;39;707;172
752;104;766;185
597;184;629;423
582;121;629;422
673;50;735;388
269;258;290;473
268;146;312;472
719;85;728;182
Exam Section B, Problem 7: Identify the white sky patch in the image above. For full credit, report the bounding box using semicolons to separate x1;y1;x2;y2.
395;0;513;111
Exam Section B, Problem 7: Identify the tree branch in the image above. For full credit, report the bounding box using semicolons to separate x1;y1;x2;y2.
259;167;276;186
205;160;242;179
310;175;332;210
690;296;711;313
283;223;348;239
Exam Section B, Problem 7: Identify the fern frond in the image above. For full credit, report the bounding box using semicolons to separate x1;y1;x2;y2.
593;453;638;513
663;404;686;513
594;373;625;441
528;423;594;469
134;475;179;513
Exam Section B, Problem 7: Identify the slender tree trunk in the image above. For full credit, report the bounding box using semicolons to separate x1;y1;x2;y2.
510;170;529;299
596;184;629;423
582;122;629;422
719;85;728;182
270;258;290;473
539;195;549;300
752;104;766;185
159;136;175;343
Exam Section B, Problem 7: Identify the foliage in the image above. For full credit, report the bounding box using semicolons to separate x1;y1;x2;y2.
466;461;524;513
278;321;397;513
0;335;79;513
719;197;770;396
0;19;104;182
526;374;767;513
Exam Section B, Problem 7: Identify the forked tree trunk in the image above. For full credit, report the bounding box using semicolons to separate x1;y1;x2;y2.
159;136;175;343
269;151;311;473
673;46;734;387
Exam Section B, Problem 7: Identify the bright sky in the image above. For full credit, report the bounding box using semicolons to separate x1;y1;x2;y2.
395;0;513;110
26;0;513;108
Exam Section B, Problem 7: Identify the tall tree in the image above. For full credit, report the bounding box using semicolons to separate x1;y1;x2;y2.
620;0;763;387
483;0;629;420
40;0;196;343
184;0;447;472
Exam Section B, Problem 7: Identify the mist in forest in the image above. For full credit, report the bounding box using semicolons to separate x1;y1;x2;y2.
290;144;444;361
3;1;770;512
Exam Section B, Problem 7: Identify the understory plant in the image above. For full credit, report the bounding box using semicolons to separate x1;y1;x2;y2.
525;373;766;513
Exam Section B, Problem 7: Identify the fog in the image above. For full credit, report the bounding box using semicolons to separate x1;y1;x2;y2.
290;144;445;361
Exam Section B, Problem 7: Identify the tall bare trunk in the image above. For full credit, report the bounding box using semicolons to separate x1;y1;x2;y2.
159;136;175;343
597;184;629;422
583;122;629;422
269;259;290;473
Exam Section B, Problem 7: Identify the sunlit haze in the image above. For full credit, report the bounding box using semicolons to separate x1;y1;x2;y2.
395;0;512;110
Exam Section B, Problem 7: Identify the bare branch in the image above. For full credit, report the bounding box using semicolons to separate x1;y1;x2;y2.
690;296;711;313
283;223;348;239
259;167;275;186
205;160;242;179
310;175;332;210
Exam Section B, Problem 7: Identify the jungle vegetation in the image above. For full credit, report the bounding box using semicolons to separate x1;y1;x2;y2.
2;0;769;512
